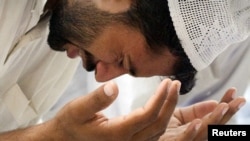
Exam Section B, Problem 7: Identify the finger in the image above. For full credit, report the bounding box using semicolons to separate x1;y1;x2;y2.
176;100;218;123
220;96;246;124
144;79;174;120
220;87;237;103
158;119;202;141
160;80;180;121
194;103;230;141
130;80;180;140
145;131;165;141
66;81;118;122
116;79;172;136
178;119;202;141
205;103;229;124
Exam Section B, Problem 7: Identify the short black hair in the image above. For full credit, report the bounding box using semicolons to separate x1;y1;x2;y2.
124;0;197;94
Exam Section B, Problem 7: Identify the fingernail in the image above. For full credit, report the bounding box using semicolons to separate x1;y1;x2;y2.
222;107;229;115
238;101;246;109
104;81;114;96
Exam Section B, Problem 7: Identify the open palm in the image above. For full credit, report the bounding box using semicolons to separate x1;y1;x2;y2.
159;88;246;141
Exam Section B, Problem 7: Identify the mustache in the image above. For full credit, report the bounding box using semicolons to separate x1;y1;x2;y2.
85;62;96;72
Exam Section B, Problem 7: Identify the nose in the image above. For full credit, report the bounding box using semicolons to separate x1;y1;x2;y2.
95;61;128;82
66;45;80;58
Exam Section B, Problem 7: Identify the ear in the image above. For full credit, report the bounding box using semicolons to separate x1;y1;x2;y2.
93;0;132;13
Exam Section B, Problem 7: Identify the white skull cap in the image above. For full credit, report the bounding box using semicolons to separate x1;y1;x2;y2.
168;0;250;71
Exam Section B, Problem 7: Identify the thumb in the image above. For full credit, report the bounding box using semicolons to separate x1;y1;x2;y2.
67;81;118;121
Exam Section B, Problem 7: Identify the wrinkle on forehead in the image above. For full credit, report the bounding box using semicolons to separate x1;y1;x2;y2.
93;0;132;13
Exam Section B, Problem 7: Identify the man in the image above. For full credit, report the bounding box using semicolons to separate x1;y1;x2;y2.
0;0;246;141
47;0;249;139
48;0;249;95
92;0;250;123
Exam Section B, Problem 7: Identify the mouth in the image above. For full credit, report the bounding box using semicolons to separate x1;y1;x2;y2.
79;50;98;72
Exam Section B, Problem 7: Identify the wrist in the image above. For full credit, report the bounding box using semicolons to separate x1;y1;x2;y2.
0;119;67;141
30;119;68;141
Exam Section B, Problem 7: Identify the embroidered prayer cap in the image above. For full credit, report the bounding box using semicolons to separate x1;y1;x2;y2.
168;0;250;71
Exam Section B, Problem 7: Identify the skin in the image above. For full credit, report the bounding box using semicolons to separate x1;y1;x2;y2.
0;79;246;141
60;1;247;140
53;0;246;140
92;0;132;13
62;0;179;82
0;0;246;141
66;23;178;82
159;88;246;141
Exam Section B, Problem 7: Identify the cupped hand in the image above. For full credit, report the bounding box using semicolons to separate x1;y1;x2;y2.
158;87;246;141
49;79;181;141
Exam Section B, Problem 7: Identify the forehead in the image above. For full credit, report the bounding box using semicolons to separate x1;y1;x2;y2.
88;23;146;53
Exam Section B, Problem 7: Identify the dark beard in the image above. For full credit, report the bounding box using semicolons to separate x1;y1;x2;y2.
172;56;197;95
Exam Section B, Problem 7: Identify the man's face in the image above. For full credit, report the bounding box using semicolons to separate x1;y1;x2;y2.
65;23;178;82
48;0;197;94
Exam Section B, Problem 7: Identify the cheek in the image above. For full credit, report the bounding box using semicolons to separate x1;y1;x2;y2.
133;54;173;76
132;58;155;76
